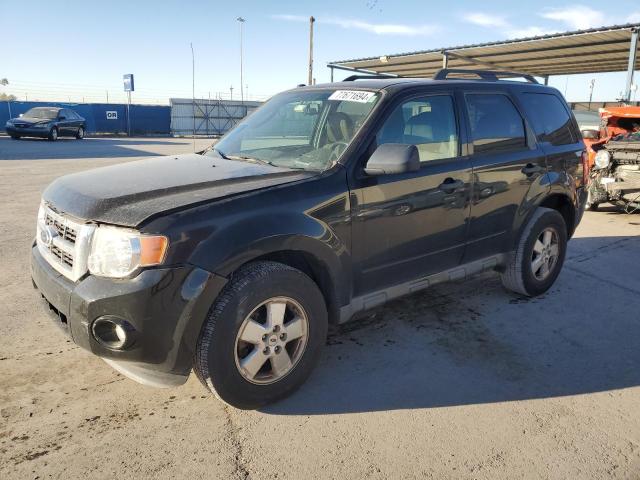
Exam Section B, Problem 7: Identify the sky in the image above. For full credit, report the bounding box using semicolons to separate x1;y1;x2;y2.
1;0;639;104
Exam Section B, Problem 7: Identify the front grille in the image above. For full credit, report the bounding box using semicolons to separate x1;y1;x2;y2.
44;212;77;244
36;205;95;281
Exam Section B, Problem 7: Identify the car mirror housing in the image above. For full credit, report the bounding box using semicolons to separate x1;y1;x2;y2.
58;116;66;120
364;143;420;176
582;129;599;140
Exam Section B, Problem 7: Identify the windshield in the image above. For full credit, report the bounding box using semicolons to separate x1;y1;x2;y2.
23;108;59;119
207;89;380;171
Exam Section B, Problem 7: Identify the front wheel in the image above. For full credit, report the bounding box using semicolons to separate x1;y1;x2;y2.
10;135;20;140
194;261;328;409
48;127;58;141
76;126;85;139
501;207;567;297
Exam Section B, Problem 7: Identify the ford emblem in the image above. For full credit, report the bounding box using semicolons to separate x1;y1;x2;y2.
39;224;58;247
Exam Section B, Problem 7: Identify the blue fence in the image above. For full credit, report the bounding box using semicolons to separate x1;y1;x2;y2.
0;101;170;135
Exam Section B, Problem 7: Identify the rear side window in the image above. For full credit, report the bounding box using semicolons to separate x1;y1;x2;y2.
465;93;526;154
520;93;575;145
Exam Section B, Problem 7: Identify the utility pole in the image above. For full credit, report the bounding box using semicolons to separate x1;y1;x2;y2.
191;42;196;151
237;17;245;104
230;85;234;100
588;78;595;111
308;16;315;86
106;90;109;103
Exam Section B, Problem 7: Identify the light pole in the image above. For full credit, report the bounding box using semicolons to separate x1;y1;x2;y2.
308;16;315;86
588;78;595;111
237;17;245;104
191;42;196;150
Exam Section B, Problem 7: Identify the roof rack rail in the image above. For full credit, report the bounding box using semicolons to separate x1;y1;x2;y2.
433;69;539;84
343;74;400;81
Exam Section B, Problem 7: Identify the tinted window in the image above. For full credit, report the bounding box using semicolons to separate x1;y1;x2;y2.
59;109;71;119
376;95;459;162
520;93;575;145
465;94;526;154
66;110;78;119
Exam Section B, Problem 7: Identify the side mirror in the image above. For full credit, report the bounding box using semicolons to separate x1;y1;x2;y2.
364;143;420;176
582;129;599;140
58;116;66;120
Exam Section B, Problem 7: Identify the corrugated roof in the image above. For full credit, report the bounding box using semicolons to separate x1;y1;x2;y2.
328;23;640;78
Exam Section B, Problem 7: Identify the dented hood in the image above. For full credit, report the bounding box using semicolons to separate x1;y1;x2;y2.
43;153;315;227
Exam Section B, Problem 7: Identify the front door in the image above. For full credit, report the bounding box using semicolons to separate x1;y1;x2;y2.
350;92;472;296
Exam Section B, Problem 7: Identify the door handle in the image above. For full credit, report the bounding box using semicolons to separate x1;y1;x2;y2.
521;163;544;176
438;178;464;193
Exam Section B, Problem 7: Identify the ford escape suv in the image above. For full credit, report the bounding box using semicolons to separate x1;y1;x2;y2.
31;69;588;409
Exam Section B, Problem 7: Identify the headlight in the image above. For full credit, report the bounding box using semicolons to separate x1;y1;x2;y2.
6;120;13;126
594;150;611;169
87;226;168;278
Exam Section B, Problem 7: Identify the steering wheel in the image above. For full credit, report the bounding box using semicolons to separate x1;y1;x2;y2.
327;142;349;162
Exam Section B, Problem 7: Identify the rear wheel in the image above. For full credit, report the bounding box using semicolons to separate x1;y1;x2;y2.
501;207;567;297
76;126;85;139
194;261;328;409
48;127;58;141
10;135;20;140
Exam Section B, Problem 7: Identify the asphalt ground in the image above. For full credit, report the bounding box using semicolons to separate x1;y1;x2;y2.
1;136;639;479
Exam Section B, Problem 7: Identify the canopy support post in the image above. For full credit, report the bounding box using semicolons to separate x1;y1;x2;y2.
624;28;639;103
442;52;449;69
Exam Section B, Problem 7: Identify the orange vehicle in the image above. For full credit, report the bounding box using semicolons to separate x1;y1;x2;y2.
584;106;640;211
582;106;640;168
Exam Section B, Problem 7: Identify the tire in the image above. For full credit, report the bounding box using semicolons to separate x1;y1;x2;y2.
48;127;58;141
501;207;568;297
194;261;328;409
10;135;20;140
586;188;599;211
76;126;85;139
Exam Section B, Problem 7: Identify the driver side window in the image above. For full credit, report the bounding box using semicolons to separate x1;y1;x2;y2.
376;95;459;162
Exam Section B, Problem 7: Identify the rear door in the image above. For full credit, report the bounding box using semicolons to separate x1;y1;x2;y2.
518;92;585;192
461;89;548;263
349;90;473;295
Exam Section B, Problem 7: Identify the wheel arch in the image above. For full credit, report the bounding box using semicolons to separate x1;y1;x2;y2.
246;249;342;324
539;193;576;237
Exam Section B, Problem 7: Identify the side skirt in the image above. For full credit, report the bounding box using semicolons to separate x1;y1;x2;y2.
338;254;507;324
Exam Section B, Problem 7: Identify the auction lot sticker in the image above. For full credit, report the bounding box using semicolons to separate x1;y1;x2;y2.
328;90;376;103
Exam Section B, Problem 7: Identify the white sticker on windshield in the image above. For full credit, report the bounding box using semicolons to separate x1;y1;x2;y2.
328;90;376;103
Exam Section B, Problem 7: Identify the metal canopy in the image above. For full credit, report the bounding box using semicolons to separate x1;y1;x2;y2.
328;24;640;99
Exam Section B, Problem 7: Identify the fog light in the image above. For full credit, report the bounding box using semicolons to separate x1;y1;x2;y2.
92;316;136;350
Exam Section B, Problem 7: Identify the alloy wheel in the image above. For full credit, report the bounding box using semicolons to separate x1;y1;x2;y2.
531;227;559;281
234;297;309;385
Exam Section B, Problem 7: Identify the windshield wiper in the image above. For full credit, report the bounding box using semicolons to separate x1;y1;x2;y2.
225;153;278;167
211;148;233;160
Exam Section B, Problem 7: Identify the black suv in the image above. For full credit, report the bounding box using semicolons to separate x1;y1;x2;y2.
31;70;587;409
